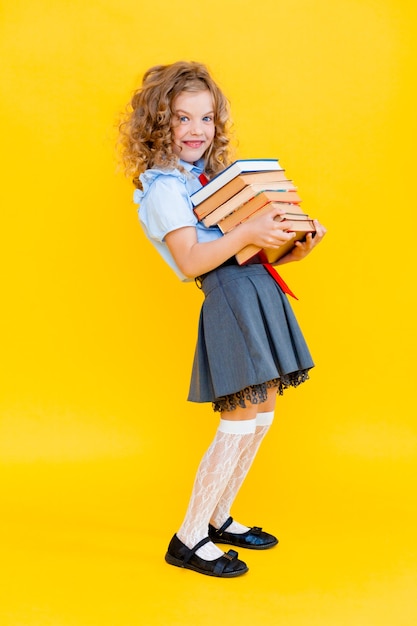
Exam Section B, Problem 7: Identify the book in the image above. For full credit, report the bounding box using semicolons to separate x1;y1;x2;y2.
236;218;316;265
194;170;290;220
207;189;301;230
190;155;318;267
190;158;282;207
201;180;297;227
218;201;308;234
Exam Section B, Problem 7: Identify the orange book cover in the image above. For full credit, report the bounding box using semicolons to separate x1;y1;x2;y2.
190;158;282;209
218;200;307;234
201;180;298;226
207;189;301;228
194;170;290;220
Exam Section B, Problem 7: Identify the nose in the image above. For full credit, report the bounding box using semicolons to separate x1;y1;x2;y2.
190;120;203;135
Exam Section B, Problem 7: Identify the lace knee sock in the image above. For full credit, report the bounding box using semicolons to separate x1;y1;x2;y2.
210;411;274;534
176;418;256;560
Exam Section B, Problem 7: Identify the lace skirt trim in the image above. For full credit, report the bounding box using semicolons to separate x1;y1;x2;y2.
212;370;311;412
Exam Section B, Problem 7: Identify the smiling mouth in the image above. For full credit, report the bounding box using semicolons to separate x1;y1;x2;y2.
184;141;204;148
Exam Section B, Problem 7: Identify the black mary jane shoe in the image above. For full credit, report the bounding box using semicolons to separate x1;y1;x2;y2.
165;534;248;578
209;516;279;550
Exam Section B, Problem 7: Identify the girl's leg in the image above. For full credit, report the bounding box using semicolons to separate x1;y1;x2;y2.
210;387;277;533
176;404;258;560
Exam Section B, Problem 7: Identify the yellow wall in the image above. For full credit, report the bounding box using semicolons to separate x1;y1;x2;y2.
1;1;416;624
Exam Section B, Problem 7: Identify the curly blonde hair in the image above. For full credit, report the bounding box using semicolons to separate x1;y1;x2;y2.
118;61;233;189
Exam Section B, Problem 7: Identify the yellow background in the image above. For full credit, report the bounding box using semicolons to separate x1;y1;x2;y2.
1;0;416;624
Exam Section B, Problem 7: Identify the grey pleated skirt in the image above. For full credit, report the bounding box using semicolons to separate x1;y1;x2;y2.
188;263;314;411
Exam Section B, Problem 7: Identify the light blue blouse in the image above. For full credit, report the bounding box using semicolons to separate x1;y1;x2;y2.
133;159;222;281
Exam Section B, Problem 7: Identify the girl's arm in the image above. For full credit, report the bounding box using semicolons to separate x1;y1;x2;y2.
165;205;297;279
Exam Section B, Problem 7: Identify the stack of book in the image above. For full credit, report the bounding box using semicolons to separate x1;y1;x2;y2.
191;158;316;264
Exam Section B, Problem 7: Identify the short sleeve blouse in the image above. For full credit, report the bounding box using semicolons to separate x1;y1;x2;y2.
133;160;222;281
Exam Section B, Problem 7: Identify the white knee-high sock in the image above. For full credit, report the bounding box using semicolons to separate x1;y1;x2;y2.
177;418;257;560
210;411;275;534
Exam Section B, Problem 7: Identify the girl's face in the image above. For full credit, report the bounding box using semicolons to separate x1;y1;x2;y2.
171;90;215;164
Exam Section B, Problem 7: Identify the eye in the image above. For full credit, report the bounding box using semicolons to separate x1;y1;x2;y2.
202;115;213;123
179;115;189;123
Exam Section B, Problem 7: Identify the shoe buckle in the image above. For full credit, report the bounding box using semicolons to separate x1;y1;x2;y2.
225;550;238;560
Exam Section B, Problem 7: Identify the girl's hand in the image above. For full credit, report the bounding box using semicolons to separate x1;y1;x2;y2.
276;219;327;264
241;206;298;250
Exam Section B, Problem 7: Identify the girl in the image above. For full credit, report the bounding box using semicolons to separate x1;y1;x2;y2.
119;61;326;578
